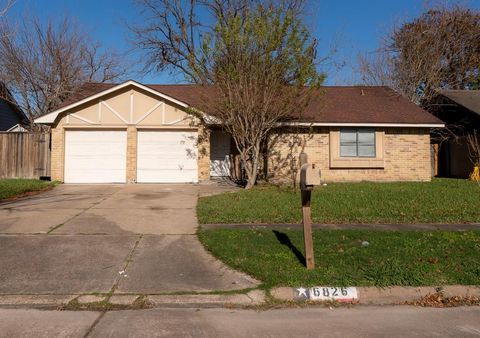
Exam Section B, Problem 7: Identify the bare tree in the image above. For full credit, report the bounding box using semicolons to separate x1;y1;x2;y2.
466;131;480;163
358;3;480;106
0;15;126;127
132;0;253;83
357;51;394;87
133;0;325;188
0;0;14;18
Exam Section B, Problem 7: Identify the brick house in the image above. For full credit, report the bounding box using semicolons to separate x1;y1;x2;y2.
34;80;443;184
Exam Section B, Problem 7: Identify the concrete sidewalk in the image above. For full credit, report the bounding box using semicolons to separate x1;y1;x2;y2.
1;306;479;337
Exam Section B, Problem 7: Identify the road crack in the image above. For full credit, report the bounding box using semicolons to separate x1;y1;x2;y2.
83;311;106;338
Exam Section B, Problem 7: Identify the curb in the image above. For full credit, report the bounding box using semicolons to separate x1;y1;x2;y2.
0;295;77;308
147;290;265;308
271;285;480;305
1;287;478;308
0;290;266;309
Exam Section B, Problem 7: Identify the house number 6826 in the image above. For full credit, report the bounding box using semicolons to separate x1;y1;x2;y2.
311;287;349;298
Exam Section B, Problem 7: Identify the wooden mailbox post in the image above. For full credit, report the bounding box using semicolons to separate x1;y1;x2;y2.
299;153;321;270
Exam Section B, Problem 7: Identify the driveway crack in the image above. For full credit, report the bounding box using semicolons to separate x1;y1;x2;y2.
106;234;143;298
46;191;120;234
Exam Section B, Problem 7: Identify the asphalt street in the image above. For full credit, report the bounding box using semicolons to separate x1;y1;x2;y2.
1;306;479;337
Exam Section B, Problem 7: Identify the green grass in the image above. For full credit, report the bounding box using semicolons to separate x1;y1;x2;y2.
198;228;480;288
0;179;56;200
197;179;480;224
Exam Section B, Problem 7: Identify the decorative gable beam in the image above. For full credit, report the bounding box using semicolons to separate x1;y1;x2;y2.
101;100;129;124
70;113;98;125
164;116;188;126
135;101;164;124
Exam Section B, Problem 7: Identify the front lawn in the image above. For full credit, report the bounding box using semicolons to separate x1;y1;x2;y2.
198;228;480;288
0;179;56;200
197;179;480;224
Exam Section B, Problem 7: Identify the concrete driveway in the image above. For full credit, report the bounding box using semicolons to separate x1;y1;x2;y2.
0;184;257;295
0;184;207;235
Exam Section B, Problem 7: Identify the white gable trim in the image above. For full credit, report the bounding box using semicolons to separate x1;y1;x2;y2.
34;80;190;124
6;124;27;132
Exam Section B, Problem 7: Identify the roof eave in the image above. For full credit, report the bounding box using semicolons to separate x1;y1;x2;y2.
279;122;445;128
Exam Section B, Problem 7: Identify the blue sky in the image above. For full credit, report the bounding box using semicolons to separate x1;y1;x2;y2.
7;0;480;85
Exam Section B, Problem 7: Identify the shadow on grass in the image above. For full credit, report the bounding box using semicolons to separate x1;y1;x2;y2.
272;230;306;267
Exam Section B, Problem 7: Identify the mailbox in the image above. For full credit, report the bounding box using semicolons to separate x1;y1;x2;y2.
300;163;321;191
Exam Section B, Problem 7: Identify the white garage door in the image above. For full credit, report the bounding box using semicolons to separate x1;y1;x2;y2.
137;130;198;183
64;130;127;183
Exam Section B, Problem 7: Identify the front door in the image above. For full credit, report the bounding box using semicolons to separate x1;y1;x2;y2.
210;130;231;177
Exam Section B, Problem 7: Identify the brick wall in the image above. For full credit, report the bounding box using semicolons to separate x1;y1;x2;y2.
50;123;65;182
197;125;211;181
50;122;429;183
126;125;137;183
268;127;432;182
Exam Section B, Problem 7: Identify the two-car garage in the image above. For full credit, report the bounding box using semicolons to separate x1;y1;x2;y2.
35;81;208;184
64;130;198;184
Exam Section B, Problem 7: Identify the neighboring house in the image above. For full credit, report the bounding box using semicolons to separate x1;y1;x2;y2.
6;124;28;132
34;80;443;184
429;90;480;178
0;83;27;131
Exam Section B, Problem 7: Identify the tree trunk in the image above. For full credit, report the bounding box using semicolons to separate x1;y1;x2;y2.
245;158;258;189
243;147;260;189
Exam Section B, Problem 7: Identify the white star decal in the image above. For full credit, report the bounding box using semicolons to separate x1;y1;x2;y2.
297;287;308;298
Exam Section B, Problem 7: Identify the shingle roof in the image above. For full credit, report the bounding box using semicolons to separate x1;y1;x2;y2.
53;82;443;125
439;90;480;116
55;82;116;109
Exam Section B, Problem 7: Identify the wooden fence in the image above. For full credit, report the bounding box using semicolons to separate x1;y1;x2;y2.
0;132;51;179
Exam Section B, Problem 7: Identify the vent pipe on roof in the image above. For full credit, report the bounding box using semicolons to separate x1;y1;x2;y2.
361;89;365;96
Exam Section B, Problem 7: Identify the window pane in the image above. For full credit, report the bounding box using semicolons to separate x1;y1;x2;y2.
358;129;375;146
358;129;375;157
340;129;357;144
340;145;357;157
340;129;358;157
358;145;375;157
